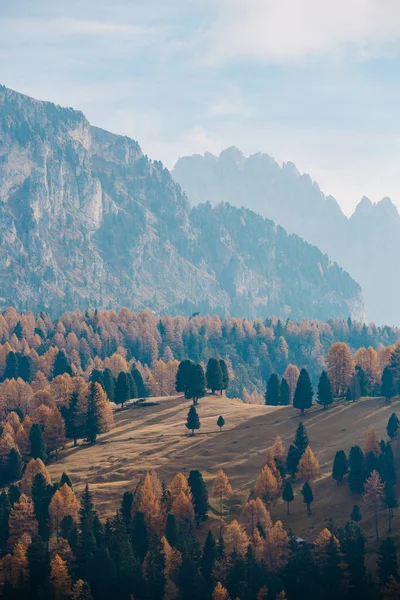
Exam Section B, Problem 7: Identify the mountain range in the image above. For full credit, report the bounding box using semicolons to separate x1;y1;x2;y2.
173;147;399;325
0;85;363;322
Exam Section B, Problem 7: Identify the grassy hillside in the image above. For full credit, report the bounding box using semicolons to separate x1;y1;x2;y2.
47;394;400;551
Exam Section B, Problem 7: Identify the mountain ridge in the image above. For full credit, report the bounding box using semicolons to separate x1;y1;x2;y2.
173;147;398;325
0;86;364;321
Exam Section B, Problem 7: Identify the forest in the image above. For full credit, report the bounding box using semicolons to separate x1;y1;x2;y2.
0;306;399;598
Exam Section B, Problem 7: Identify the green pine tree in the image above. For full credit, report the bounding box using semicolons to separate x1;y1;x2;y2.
332;450;349;484
219;360;229;394
377;538;399;585
301;482;314;516
282;481;294;515
29;423;47;461
103;368;116;402
217;415;225;431
186;405;200;435
186;363;206;405
206;358;223;394
317;371;333;409
382;366;396;403
176;360;194;395
350;504;362;522
7;448;22;483
131;366;149;398
294;422;309;455
265;373;280;406
293;368;314;415
115;372;130;409
387;413;400;441
53;350;73;378
188;470;209;522
348;446;366;494
280;377;291;406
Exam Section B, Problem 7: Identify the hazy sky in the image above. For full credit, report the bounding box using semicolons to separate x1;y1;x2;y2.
1;0;400;215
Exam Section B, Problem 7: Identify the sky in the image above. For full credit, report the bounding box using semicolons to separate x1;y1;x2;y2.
1;0;400;216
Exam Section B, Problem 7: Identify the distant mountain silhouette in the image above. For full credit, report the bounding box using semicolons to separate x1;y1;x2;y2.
174;147;398;325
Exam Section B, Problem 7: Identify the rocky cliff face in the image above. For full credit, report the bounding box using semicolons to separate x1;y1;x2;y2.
0;86;363;321
173;148;398;325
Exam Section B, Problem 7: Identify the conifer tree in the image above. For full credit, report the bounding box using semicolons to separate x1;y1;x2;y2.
50;553;72;599
8;493;38;549
362;470;384;539
45;408;66;459
265;373;280;406
387;413;400;441
7;448;22;483
115;372;130;409
212;470;233;518
27;534;51;596
188;469;209;522
186;363;206;405
294;422;309;456
0;491;11;553
348;446;366;494
280;377;291;406
64;391;80;446
60;472;73;488
332;450;349;484
4;351;19;380
131;365;149;398
201;530;216;592
254;465;279;505
293;369;313;415
71;580;94;600
19;355;33;383
377;538;399;586
53;350;73;378
317;371;333;409
131;510;148;562
350;504;362;522
21;458;51;495
301;482;314;516
175;360;194;395
102;368;116;402
384;484;398;533
29;423;47;461
217;415;225;431
219;359;229;394
382;366;396;403
286;445;301;478
206;358;223;394
298;446;320;481
90;369;104;389
212;581;230;600
31;473;53;540
85;382;114;444
186;405;200;435
282;481;294;515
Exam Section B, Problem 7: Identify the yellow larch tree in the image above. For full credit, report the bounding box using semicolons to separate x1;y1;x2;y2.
254;465;279;505
161;536;182;600
21;458;51;495
313;528;341;567
15;424;30;462
212;470;233;517
264;521;290;571
5;411;21;434
71;580;93;600
171;491;195;524
138;472;162;531
326;342;354;397
168;472;192;505
44;408;66;458
298;446;320;481
50;554;72;600
256;586;269;600
49;483;80;534
0;432;18;467
241;498;272;534
363;470;385;540
283;364;300;402
364;425;381;457
224;519;249;558
8;494;38;550
212;582;230;600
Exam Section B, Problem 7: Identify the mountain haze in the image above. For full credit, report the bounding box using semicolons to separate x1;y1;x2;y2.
173;148;398;325
0;86;363;321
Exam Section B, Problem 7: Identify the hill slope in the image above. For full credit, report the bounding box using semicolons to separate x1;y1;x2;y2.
0;86;363;321
173;147;398;325
48;394;400;543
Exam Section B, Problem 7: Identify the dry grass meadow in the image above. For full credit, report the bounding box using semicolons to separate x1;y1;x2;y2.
47;394;400;552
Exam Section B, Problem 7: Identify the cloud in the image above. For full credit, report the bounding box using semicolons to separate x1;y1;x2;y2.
200;0;400;65
0;17;156;43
